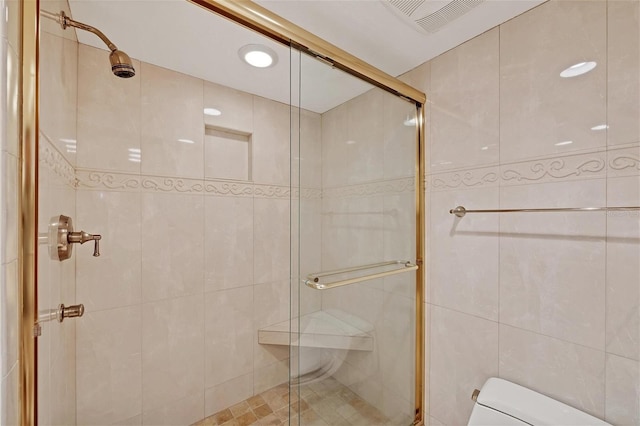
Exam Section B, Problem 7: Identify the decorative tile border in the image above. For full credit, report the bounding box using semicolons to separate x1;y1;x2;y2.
295;188;323;199
76;170;315;199
610;155;640;171
204;180;253;197
500;152;606;186
141;177;204;193
429;151;618;191
323;177;415;199
254;184;290;199
77;169;411;199
608;146;640;177
40;138;77;188
69;149;640;198
430;167;499;191
76;170;140;191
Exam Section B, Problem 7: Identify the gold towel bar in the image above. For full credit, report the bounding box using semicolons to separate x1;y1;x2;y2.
304;260;418;290
450;205;640;218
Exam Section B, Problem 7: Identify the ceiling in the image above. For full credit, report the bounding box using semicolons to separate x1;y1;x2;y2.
66;0;544;113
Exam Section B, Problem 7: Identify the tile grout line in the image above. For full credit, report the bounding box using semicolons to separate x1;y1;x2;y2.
429;302;616;356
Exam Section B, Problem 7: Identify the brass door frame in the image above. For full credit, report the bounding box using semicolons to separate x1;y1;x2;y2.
20;0;39;424
19;1;426;424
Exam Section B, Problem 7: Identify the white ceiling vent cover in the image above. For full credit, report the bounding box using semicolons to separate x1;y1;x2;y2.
385;0;486;34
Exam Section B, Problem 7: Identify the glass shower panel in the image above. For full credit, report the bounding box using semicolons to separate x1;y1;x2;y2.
293;50;419;425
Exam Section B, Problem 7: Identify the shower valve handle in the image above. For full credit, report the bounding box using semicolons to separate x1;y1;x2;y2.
68;231;102;257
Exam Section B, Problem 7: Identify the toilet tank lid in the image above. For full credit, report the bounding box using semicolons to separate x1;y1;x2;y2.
476;378;611;426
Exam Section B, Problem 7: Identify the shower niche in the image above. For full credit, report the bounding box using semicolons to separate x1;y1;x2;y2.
204;126;252;182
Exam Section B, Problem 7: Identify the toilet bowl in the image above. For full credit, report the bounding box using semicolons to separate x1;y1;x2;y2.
292;347;348;385
468;378;611;426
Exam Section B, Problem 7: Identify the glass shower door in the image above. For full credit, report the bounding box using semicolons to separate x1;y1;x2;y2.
291;50;420;425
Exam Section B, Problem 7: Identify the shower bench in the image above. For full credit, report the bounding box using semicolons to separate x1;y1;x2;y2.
258;310;373;351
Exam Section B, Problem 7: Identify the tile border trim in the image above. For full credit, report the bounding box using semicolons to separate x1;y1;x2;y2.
428;149;640;191
40;137;77;188
76;170;413;199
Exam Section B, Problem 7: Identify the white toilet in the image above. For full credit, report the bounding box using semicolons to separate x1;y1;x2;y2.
468;378;611;426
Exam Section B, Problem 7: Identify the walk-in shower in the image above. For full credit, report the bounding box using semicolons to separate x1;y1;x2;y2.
28;1;425;424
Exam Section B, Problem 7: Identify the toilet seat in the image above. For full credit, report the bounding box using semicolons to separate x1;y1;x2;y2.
467;378;611;426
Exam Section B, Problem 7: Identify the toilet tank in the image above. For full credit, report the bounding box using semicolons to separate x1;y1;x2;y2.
468;378;611;426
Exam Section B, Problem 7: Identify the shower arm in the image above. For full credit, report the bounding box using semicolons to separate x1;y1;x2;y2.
40;10;118;52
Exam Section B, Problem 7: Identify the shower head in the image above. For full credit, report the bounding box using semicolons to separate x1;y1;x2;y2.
41;10;136;78
109;50;136;78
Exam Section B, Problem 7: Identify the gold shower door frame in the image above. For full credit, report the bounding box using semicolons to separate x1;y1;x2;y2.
19;0;426;424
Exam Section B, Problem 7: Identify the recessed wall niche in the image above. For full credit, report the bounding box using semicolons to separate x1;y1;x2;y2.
204;126;252;181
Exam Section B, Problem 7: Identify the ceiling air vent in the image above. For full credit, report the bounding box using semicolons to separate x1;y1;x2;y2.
384;0;485;34
386;0;425;16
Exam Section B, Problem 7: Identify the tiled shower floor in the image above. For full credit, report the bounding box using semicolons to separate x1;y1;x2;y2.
193;377;391;426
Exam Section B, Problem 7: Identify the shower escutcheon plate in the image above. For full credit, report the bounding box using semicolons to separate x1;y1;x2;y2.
48;215;102;261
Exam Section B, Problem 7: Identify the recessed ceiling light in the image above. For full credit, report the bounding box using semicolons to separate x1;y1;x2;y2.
128;148;141;153
481;146;489;151
204;108;222;116
346;140;357;145
560;61;597;78
591;124;609;131
238;44;278;68
129;153;141;158
128;158;141;163
555;140;573;146
178;139;195;144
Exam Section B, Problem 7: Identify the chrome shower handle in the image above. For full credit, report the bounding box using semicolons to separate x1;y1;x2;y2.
68;231;102;257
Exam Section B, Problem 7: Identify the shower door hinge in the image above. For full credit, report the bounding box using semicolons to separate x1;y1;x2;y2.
33;324;42;337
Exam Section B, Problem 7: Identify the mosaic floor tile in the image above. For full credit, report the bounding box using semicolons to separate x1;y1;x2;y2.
193;378;393;426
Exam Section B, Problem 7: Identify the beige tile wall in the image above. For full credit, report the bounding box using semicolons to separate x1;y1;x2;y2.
77;43;141;174
409;1;640;424
73;44;322;425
